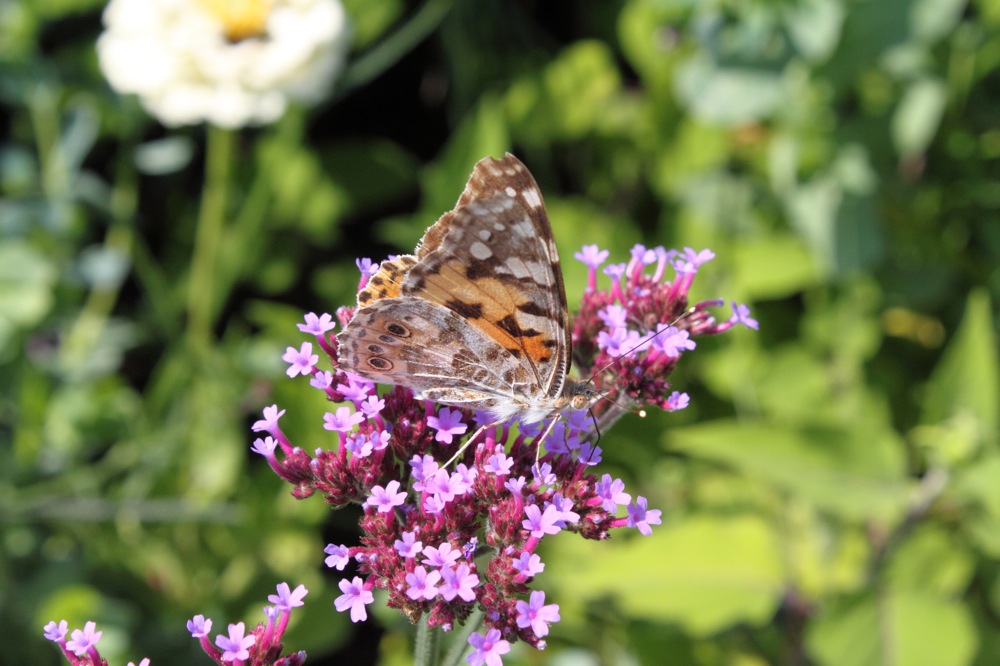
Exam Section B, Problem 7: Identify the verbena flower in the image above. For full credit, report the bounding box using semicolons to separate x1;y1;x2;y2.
44;618;127;666
182;582;309;665
97;0;350;128
255;243;756;661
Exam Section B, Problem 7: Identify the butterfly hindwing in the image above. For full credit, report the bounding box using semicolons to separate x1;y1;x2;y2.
338;296;539;420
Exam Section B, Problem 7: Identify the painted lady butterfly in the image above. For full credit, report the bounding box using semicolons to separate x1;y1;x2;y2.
337;154;601;428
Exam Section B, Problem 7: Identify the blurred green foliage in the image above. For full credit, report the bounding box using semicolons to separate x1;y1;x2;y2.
2;0;999;665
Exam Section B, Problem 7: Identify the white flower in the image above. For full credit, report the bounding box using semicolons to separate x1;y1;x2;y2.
97;0;350;128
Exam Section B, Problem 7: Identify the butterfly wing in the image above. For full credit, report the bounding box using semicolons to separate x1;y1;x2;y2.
403;154;571;401
337;154;571;423
338;296;542;421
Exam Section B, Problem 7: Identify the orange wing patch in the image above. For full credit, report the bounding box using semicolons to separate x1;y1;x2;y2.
356;255;418;307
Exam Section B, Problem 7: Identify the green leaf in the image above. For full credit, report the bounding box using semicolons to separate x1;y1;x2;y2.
545;515;783;635
730;233;822;299
668;420;910;520
892;78;948;157
886;527;976;597
784;0;845;62
921;289;999;440
674;55;785;126
807;591;977;666
0;241;56;354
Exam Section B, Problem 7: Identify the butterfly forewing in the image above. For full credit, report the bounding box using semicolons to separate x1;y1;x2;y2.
337;154;574;424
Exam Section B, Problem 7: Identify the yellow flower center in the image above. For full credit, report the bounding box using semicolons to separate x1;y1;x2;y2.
200;0;273;42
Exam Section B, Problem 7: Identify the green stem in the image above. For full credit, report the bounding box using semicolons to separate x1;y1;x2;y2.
441;609;483;666
334;0;454;99
187;125;234;354
414;615;439;666
61;134;139;373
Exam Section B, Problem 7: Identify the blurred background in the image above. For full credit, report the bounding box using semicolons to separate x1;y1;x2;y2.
2;0;998;664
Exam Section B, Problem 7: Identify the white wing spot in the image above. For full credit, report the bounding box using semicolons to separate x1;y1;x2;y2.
493;223;505;231
522;187;542;209
478;229;492;241
470;241;493;260
512;218;534;237
505;186;517;197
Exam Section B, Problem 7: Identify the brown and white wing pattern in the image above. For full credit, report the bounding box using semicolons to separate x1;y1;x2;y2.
337;154;571;424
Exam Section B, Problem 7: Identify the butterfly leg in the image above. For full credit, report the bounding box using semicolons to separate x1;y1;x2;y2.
531;414;564;466
442;421;497;468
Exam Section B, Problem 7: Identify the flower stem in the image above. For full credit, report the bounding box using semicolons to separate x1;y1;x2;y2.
187;125;234;354
334;0;454;99
414;615;439;666
440;609;483;666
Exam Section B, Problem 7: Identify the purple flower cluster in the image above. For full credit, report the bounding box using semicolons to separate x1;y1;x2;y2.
43;584;308;666
253;244;755;662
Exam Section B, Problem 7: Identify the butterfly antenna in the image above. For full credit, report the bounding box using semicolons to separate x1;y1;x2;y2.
584;305;697;384
574;306;696;458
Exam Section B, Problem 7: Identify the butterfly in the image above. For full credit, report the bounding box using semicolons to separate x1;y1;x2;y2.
336;154;602;432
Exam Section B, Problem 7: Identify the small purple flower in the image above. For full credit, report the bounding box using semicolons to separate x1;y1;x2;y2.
515;590;561;638
596;326;629;357
43;620;68;642
410;454;440;488
394;531;423;559
345;433;373;457
531;462;556;487
683;246;715;267
370;429;391;450
405;566;441;600
251;436;278;457
666;391;690;410
462;536;478;559
335;577;374;623
466;629;510;666
512;551;544;577
504;476;527;496
324;544;351;571
422;541;462;568
268;582;307;612
548;494;580;527
66;621;102;656
216;622;255;662
522;503;562;538
484;446;514;476
574;244;609;269
366;480;407;513
356;257;379;277
595;474;631;512
187;615;212;638
577;442;602;465
297;311;337;335
652;326;696;358
626;496;662;536
310;370;334;390
323;406;365;432
252;404;285;432
439;562;479;602
630;243;658;266
427;407;468;444
359;394;385;417
336;373;373;401
282;341;318;377
731;302;759;330
423;494;447;514
598;304;629;329
424;468;459;502
603;262;626;281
